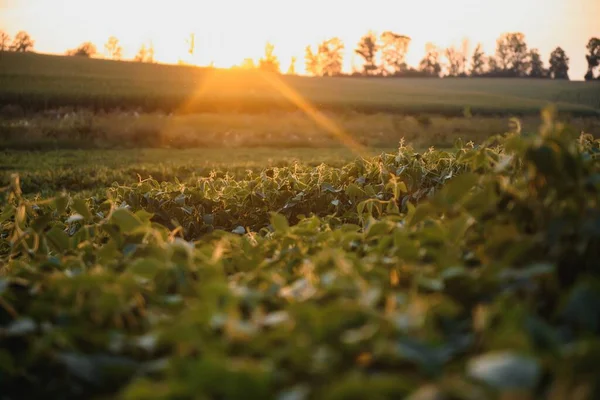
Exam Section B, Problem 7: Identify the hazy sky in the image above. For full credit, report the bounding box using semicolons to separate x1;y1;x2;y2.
1;0;598;78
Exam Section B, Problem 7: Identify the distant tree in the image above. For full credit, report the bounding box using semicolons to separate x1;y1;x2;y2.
0;31;10;51
548;47;569;80
240;58;256;69
258;42;280;73
418;43;442;77
470;43;486;76
104;36;123;60
305;38;344;77
379;31;410;75
287;56;297;75
305;45;319;76
494;32;529;77
66;42;97;57
10;31;34;52
134;42;155;63
528;49;547;78
486;55;501;75
186;33;196;57
445;44;467;77
585;37;600;81
355;32;379;75
320;38;344;76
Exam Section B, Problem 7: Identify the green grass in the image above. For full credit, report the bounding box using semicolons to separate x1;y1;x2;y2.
1;52;600;116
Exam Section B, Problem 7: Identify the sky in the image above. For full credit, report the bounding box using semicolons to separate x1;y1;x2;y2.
1;0;598;79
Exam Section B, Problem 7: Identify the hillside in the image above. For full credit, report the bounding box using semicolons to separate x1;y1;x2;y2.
1;52;599;116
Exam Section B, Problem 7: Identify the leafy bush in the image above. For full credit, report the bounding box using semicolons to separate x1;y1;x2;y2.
1;118;600;399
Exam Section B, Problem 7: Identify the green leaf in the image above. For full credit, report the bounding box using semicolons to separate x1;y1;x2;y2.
54;196;69;215
135;209;154;223
437;172;479;207
232;226;246;235
4;318;36;336
467;352;540;390
46;226;70;252
127;258;163;279
72;198;93;221
110;208;144;234
0;205;15;224
270;213;289;232
31;213;53;233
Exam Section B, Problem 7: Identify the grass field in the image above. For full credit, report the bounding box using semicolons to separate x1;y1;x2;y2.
1;52;600;116
3;109;599;150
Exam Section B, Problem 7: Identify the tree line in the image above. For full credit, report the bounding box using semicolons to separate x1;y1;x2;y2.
1;29;599;81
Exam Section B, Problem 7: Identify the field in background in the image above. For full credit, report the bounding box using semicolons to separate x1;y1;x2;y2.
2;109;600;150
2;52;600;116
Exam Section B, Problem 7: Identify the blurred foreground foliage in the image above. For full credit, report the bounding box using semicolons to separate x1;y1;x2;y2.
1;114;600;399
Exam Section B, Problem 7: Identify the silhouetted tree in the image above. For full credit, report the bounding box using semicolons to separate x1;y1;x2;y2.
486;55;500;75
305;38;344;77
104;36;123;60
305;45;319;76
494;32;529;77
380;31;410;75
320;38;344;76
585;37;600;81
528;49;547;78
186;33;196;57
355;32;379;75
548;47;569;80
445;44;467;77
287;57;297;75
258;42;280;73
134;42;155;63
240;58;256;69
419;43;442;77
0;31;10;51
470;43;486;76
10;31;34;52
66;42;97;57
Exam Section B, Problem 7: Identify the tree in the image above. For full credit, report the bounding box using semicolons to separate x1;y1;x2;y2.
528;49;547;78
355;32;379;75
470;43;486;76
494;32;529;77
104;36;123;60
10;31;34;52
304;38;344;77
380;31;410;75
305;46;319;76
134;42;155;63
445;44;467;77
320;38;344;76
287;57;297;75
585;37;600;81
66;42;97;57
487;56;500;75
0;31;10;51
418;43;442;77
548;47;569;80
186;33;195;57
240;58;256;69
258;42;280;73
